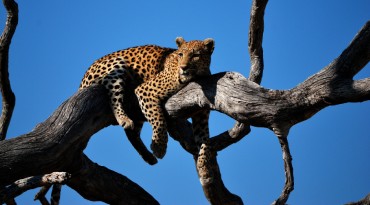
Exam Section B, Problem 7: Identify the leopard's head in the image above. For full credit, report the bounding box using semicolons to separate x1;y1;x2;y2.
175;37;214;83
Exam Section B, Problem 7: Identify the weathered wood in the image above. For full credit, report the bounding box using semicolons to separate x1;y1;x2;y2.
0;0;18;140
1;30;369;201
0;172;70;203
34;185;52;205
345;193;370;205
248;0;268;84
165;21;370;205
0;0;368;202
0;86;158;205
0;63;369;204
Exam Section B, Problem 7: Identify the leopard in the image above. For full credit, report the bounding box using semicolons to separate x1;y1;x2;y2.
79;37;214;164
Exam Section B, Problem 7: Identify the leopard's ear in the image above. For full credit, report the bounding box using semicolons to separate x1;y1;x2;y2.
203;38;215;54
176;37;185;48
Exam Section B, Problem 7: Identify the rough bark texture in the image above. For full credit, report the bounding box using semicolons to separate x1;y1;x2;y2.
1;20;368;201
0;86;159;205
345;193;370;205
0;172;70;203
0;0;17;140
248;0;267;84
0;0;369;204
167;21;369;205
165;21;370;205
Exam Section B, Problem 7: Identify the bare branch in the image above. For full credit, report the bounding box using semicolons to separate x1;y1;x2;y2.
210;121;251;152
345;193;370;205
67;154;159;205
272;136;294;205
248;0;268;84
0;21;368;203
0;86;158;205
50;185;61;205
351;78;370;100
165;21;369;204
34;185;51;205
0;0;18;140
333;21;370;77
0;172;70;203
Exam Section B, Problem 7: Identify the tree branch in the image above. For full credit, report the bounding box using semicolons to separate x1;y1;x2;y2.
334;21;370;77
50;184;62;205
248;0;268;84
0;0;18;140
0;86;158;205
67;154;159;205
0;172;70;203
165;21;369;204
345;193;370;205
34;185;52;205
0;20;368;204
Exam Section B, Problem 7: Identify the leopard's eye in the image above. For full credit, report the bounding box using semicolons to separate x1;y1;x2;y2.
178;53;183;58
192;53;200;61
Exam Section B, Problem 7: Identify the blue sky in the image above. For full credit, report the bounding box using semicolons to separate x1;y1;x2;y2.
1;0;369;204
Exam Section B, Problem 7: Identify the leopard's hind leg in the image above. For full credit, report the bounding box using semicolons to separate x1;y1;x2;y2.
102;68;134;130
125;121;158;165
102;67;155;164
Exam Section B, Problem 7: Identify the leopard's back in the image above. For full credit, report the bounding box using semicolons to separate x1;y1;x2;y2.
79;45;175;89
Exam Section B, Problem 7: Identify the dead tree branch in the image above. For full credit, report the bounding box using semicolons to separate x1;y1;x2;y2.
0;172;70;203
165;21;370;205
50;184;62;205
34;185;52;205
0;0;18;140
0;0;368;202
345;193;370;205
248;0;268;84
0;21;368;204
0;86;159;205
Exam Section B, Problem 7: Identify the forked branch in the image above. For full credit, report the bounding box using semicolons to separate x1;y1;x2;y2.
0;86;159;205
0;0;368;204
165;20;370;205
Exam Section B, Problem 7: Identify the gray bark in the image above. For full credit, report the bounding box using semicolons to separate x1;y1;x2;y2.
0;0;369;203
0;86;159;205
0;0;17;140
0;20;368;204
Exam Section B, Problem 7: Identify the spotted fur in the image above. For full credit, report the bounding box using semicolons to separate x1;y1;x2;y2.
80;37;214;161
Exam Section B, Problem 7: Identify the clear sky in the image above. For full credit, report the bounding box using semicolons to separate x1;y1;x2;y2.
1;0;369;204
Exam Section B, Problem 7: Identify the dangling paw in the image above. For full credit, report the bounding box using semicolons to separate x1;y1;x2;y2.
117;116;134;130
150;140;167;159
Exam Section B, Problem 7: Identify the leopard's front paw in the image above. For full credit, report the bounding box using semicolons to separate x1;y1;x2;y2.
117;117;134;130
122;119;134;130
150;140;167;159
